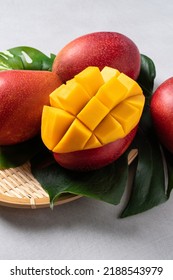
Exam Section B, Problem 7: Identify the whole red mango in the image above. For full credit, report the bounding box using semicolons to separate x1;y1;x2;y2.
150;77;173;153
0;70;62;145
52;32;141;82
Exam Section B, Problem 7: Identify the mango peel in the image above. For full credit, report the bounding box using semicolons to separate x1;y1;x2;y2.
41;66;145;153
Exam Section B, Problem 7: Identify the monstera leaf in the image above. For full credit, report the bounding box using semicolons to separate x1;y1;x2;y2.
0;136;45;169
120;54;170;217
0;46;55;71
31;149;129;208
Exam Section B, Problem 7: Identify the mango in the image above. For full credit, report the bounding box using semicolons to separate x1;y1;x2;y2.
52;32;141;83
150;77;173;154
0;70;62;145
41;66;144;161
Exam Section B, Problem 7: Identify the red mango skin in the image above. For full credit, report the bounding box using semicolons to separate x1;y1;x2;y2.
52;32;141;83
150;77;173;153
0;70;62;145
53;126;137;171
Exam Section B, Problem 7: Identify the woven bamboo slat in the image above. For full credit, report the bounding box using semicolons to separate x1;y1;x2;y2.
0;149;137;209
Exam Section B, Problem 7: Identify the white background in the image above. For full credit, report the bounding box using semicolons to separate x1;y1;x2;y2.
0;0;173;260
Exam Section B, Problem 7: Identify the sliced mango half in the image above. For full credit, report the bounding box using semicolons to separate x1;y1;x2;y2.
41;66;145;153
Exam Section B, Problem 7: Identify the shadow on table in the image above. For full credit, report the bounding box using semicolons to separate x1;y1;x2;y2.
0;196;137;236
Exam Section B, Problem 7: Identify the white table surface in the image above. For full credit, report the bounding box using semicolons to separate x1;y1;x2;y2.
1;0;173;260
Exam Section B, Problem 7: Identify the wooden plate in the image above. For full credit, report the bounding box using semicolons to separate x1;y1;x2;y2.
0;149;137;209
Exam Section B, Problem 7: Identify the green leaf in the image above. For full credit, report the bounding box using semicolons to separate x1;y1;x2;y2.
136;54;173;207
0;46;55;71
120;55;167;217
121;129;167;218
31;149;129;207
0;136;45;169
137;54;156;99
163;148;173;198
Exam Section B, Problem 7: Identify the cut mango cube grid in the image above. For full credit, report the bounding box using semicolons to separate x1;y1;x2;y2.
42;66;145;153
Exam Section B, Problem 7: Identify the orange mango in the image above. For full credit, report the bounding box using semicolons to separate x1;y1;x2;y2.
41;66;145;153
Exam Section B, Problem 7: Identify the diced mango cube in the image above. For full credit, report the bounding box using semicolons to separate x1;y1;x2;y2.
117;73;142;97
74;66;104;97
53;119;92;153
125;95;145;111
77;96;109;131
41;106;75;150
94;114;125;144
84;134;102;150
50;84;66;109
50;79;90;115
96;76;127;110
101;66;120;82
111;102;140;134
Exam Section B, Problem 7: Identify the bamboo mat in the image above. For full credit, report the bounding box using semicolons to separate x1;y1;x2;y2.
0;149;137;209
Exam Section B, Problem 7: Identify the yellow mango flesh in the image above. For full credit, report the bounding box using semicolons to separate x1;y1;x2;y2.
53;119;91;153
77;97;109;131
50;80;90;115
73;66;104;97
41;66;145;153
96;76;127;110
101;66;120;82
42;106;75;150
